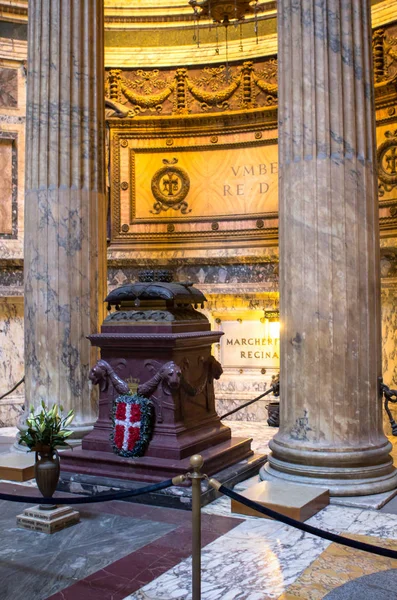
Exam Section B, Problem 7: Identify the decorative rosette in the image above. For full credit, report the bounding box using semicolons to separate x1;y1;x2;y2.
111;394;154;458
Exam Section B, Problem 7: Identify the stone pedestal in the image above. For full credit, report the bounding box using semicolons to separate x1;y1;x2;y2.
22;0;106;440
261;0;397;495
61;278;254;482
60;331;253;481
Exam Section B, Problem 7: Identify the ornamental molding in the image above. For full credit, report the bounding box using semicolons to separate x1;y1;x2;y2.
105;61;277;117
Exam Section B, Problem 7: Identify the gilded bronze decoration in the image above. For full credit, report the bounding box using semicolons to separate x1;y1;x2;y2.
105;61;277;117
385;35;397;81
373;29;386;82
378;130;397;196
372;27;397;83
151;158;191;214
104;40;395;119
107;68;175;115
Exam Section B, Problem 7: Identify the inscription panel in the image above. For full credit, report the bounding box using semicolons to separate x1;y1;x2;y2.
132;145;278;221
109;114;279;247
220;320;280;369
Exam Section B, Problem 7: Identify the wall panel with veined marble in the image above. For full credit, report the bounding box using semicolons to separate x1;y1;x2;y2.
0;56;26;259
0;297;24;426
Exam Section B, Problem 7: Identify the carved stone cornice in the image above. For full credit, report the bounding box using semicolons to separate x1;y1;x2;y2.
108;106;278;132
0;2;27;23
381;276;397;290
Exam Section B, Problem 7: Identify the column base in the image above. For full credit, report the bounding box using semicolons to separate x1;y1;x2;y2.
261;454;397;497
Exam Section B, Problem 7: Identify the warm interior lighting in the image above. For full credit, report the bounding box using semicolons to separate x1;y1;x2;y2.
268;320;280;340
188;0;258;24
264;308;280;340
188;0;264;76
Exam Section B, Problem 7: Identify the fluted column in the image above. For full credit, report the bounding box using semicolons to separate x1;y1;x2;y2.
23;1;106;439
262;0;397;494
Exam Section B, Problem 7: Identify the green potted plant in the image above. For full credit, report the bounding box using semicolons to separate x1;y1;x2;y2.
20;402;74;500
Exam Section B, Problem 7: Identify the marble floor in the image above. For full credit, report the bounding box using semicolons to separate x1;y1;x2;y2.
1;422;397;599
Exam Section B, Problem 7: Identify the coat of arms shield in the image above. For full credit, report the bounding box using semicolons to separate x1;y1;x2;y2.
111;394;154;458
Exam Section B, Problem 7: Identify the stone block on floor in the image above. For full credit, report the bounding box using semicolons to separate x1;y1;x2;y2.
231;480;329;521
0;452;35;482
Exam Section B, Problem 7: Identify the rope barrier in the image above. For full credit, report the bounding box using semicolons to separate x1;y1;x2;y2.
216;484;397;560
0;478;174;505
0;376;24;400
220;387;275;420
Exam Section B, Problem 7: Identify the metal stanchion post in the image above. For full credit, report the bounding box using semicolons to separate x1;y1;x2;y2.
189;454;205;600
172;455;206;600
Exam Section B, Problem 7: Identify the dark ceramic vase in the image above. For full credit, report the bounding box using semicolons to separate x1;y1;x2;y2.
266;402;280;427
34;446;60;499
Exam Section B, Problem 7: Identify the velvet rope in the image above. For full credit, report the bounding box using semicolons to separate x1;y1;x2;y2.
219;485;397;560
0;478;173;505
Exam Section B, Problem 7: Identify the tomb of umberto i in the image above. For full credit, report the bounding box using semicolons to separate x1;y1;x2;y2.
0;0;396;440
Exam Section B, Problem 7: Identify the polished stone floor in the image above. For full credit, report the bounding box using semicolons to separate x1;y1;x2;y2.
1;422;397;600
0;498;175;600
0;482;243;600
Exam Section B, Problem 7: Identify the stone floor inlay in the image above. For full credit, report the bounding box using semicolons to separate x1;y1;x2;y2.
278;534;397;600
0;500;176;600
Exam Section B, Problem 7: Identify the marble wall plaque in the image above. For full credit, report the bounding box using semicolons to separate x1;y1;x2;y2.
0;139;13;234
0;68;18;108
219;320;280;369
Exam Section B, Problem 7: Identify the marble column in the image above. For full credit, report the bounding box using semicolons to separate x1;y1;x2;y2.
262;0;397;495
23;0;107;440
